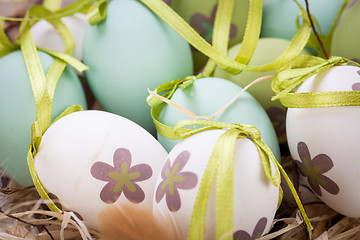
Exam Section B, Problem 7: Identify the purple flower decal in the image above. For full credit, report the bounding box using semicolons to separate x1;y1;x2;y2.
266;107;287;139
233;217;267;240
352;70;360;91
91;148;152;204
162;0;172;6
155;151;198;212
346;0;358;9
190;4;237;43
295;142;339;197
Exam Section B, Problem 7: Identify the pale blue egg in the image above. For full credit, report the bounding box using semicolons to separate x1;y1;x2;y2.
157;77;281;161
0;50;87;186
82;0;193;135
261;0;343;40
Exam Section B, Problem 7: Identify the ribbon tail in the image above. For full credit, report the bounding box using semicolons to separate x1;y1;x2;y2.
275;160;313;238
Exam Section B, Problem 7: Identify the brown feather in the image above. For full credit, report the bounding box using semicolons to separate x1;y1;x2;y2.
98;203;185;240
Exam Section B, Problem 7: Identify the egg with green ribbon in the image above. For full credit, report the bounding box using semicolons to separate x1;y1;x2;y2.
169;0;249;72
214;38;310;143
261;0;343;41
0;50;87;186
331;0;360;63
286;65;360;218
82;0;193;136
31;13;88;60
156;77;281;161
34;110;168;229
153;128;279;239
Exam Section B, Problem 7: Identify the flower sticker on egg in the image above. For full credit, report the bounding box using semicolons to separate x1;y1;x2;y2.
233;217;267;240
351;70;360;91
190;4;237;43
91;148;152;204
155;151;198;212
295;142;340;197
346;0;358;9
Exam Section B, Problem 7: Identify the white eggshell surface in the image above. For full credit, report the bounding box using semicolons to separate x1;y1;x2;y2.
287;66;360;217
153;129;279;239
31;13;87;60
34;110;168;229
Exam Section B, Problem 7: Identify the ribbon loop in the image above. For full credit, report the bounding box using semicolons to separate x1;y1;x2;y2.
147;76;198;107
87;0;108;25
271;55;360;108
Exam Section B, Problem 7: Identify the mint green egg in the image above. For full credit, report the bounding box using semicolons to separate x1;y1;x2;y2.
331;0;360;61
262;0;343;40
0;50;87;186
82;0;193;135
214;38;309;143
157;77;280;160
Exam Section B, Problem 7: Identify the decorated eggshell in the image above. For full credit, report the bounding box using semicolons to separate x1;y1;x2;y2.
31;13;88;60
34;110;168;229
169;0;249;72
261;0;343;40
158;77;280;160
153;129;279;239
82;0;193;135
331;0;360;63
214;38;310;143
0;50;87;186
287;66;360;217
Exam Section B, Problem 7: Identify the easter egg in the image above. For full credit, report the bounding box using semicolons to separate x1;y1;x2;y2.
331;0;360;63
82;0;193;135
262;0;343;40
0;50;87;186
286;66;360;217
214;38;310;143
170;0;249;72
153;129;279;239
34;110;168;229
157;77;280;160
31;13;88;60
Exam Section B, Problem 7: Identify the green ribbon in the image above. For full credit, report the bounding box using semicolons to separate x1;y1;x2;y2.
147;83;313;238
272;55;360;108
4;4;90;214
203;0;235;76
139;0;312;75
0;0;106;214
155;118;312;239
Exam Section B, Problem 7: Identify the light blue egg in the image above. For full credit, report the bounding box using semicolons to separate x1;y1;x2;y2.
82;0;193;135
0;50;87;186
157;77;281;161
261;0;343;40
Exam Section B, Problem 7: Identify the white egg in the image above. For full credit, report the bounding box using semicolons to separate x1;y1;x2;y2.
31;13;87;60
153;129;279;239
34;110;168;229
287;65;360;217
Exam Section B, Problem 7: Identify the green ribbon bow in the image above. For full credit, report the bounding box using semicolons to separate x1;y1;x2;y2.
272;55;360;108
151;117;313;239
0;2;94;213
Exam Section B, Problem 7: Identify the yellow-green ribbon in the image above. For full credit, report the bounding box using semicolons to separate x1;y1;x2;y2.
11;4;89;214
203;0;234;76
147;84;312;238
272;55;360;108
139;0;312;75
155;118;312;239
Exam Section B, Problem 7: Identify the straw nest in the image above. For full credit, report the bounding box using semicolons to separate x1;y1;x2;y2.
0;151;360;240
